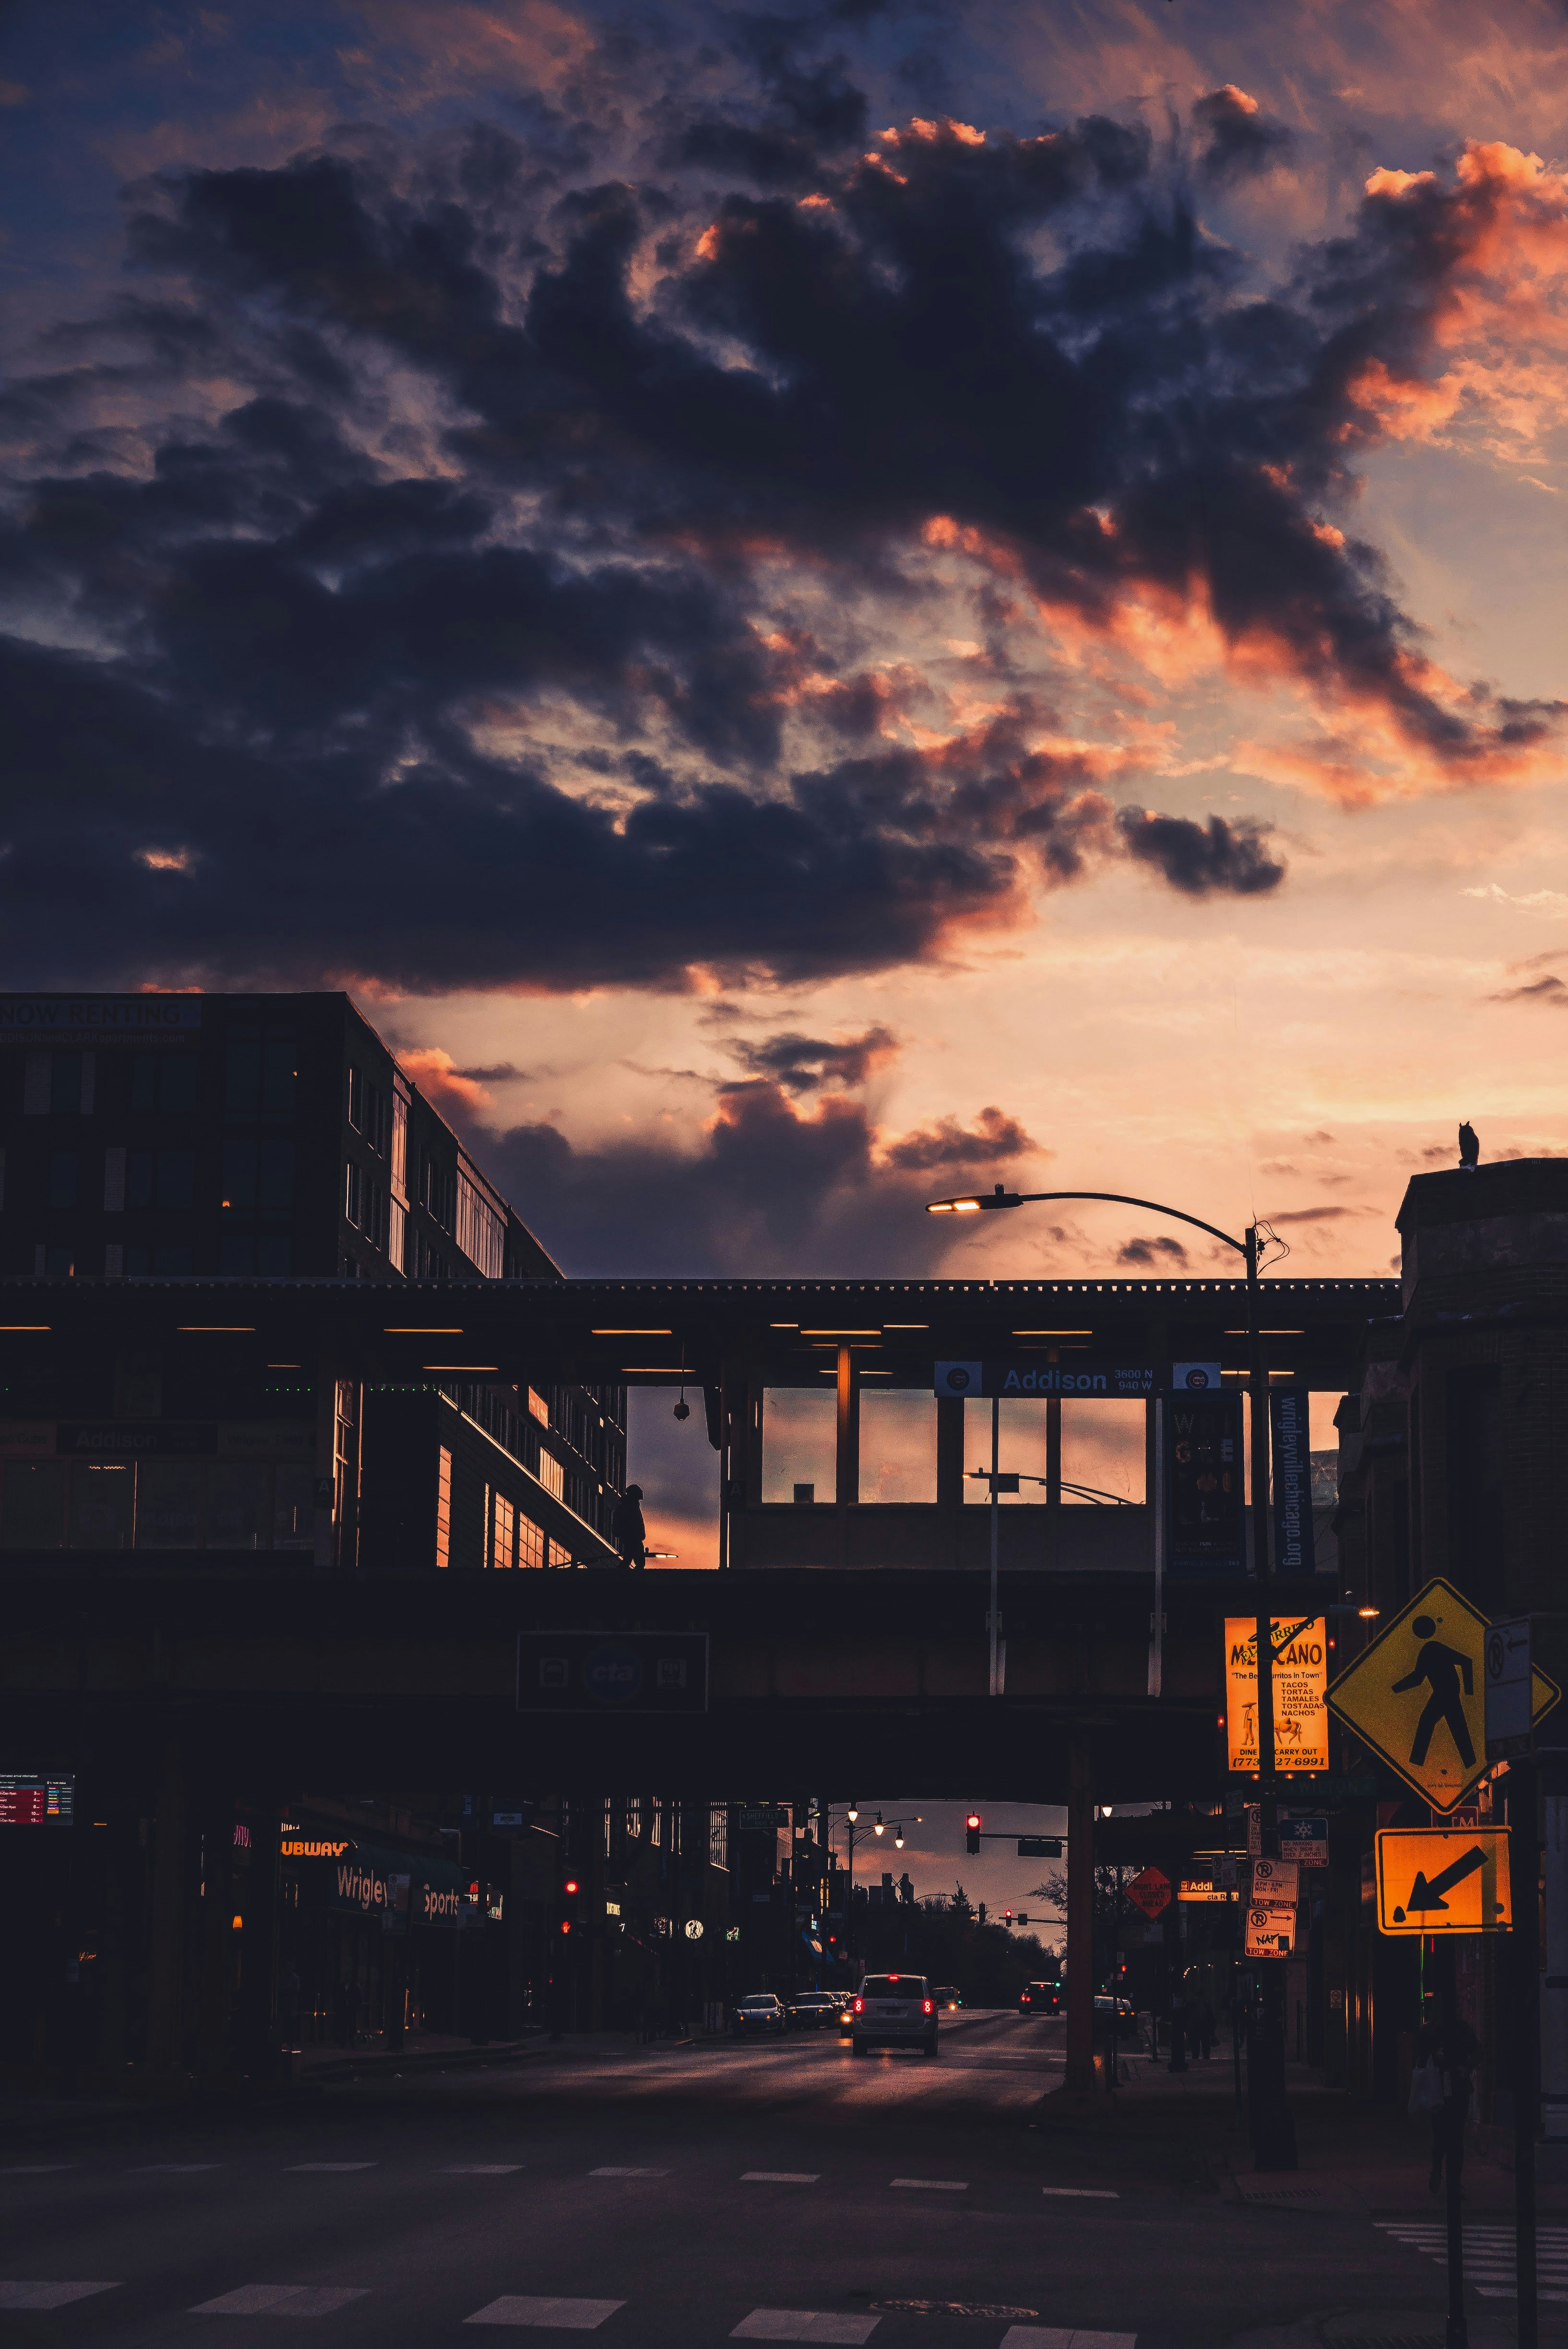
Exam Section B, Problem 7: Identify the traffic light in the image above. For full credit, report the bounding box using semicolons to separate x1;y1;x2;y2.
1018;1911;1030;1927
1003;1909;1014;1927
966;1813;981;1854
558;1875;583;1937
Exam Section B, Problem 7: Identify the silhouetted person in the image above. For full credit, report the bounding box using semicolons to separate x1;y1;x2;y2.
612;1484;646;1572
1393;1615;1475;1769
1424;2012;1480;2195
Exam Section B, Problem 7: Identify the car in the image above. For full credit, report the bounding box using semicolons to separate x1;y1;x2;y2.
1092;1994;1137;2039
733;1993;788;2036
933;1985;962;2012
1018;1980;1060;2016
849;1971;938;2057
787;1992;838;2029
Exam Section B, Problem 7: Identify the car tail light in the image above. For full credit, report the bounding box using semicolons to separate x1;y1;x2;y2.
853;1997;863;2014
922;1998;934;2015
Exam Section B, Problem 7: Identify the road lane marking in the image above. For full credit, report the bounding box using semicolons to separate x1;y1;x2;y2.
190;2286;371;2316
135;2164;224;2172
1041;2187;1118;2199
742;2172;820;2183
589;2166;667;2178
1000;2330;1138;2348
732;2314;880;2343
283;2163;377;2173
0;2283;120;2310
440;2166;524;2174
0;2165;73;2175
465;2297;626;2328
890;2178;967;2191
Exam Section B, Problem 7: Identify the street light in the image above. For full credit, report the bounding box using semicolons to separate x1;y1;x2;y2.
873;1812;885;1838
924;1180;1296;2172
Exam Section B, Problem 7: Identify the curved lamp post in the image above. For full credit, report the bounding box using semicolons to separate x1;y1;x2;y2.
925;1183;1297;2170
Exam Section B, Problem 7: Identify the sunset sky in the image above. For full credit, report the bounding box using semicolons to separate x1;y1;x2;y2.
5;1;1568;1355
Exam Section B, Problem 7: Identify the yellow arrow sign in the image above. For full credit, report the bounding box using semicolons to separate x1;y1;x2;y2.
1534;1664;1563;1727
1327;1578;1487;1813
1375;1827;1512;1935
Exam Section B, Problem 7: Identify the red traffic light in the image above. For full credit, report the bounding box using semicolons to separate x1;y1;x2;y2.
966;1814;981;1830
560;1919;572;1935
563;1878;580;1896
965;1812;981;1854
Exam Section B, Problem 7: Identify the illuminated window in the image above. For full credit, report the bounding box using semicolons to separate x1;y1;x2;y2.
391;1080;409;1200
456;1159;506;1280
709;1804;728;1869
626;1796;641;1839
761;1388;836;1505
344;1160;363;1228
538;1451;565;1503
517;1513;545;1570
490;1490;515;1570
435;1447;451;1570
858;1391;937;1503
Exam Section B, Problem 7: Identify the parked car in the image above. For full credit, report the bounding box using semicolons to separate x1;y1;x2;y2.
1092;1994;1137;2039
850;1971;938;2057
1018;1980;1060;2016
787;1992;839;2029
933;1985;963;2012
733;1993;788;2036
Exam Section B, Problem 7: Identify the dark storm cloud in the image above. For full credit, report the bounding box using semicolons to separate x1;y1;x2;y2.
730;1024;898;1091
486;1082;1041;1276
1191;86;1295;187
8;81;1556;993
1116;1233;1189;1267
1116;808;1285;896
1492;975;1568;1005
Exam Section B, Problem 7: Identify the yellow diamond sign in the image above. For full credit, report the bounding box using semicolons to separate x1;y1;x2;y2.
1327;1578;1488;1813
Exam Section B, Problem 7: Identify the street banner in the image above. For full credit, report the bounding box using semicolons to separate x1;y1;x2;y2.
1269;1388;1316;1576
1224;1617;1330;1773
1167;1392;1246;1577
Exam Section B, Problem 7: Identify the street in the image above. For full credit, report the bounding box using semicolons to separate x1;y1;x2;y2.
0;2009;1533;2348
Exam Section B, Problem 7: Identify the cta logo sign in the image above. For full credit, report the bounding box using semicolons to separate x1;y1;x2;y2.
1173;1362;1222;1390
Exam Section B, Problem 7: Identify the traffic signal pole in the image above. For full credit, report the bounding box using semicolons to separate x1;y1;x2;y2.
1512;1755;1541;2349
1065;1733;1095;2094
1247;1222;1297;2171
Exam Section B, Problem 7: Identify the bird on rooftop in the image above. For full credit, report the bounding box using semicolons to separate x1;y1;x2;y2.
1458;1122;1480;1169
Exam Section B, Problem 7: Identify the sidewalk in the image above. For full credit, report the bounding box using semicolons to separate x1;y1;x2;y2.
297;2028;545;2085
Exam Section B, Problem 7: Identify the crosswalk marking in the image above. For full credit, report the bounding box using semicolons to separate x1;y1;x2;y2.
890;2178;967;2191
465;2296;626;2329
742;2172;820;2183
0;2283;119;2310
1041;2188;1118;2200
440;2166;523;2174
1375;2221;1568;2302
999;2330;1137;2349
589;2166;667;2178
283;2163;377;2174
191;2286;370;2316
731;2313;880;2343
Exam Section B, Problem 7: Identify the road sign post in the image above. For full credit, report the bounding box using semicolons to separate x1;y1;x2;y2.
1511;1755;1541;2349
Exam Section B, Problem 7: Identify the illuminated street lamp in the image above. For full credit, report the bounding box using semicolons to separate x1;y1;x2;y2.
924;1180;1296;2173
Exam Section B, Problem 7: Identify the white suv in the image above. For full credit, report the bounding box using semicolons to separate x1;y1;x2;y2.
850;1971;938;2057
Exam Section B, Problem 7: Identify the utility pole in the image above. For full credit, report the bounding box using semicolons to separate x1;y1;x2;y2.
1247;1221;1296;2171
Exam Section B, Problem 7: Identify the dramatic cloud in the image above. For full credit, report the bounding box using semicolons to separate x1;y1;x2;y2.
730;1024;899;1092
1116;1233;1190;1267
5;44;1567;998
488;1080;1043;1275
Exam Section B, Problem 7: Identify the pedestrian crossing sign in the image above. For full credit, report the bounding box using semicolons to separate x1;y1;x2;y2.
1327;1578;1488;1812
1374;1827;1512;1935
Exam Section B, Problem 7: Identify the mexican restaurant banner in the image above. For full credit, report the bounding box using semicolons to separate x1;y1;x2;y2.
1224;1616;1330;1773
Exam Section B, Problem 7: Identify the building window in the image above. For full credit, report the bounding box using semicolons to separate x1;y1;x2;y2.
625;1797;641;1839
344;1160;363;1228
517;1512;544;1570
129;1148;196;1211
225;1025;297;1118
348;1065;364;1131
391;1080;409;1198
388;1196;406;1276
528;1389;549;1426
48;1150;78;1209
130;1055;197;1115
858;1390;938;1504
709;1804;728;1870
456;1160;506;1279
49;1053;92;1115
538;1451;565;1503
435;1447;451;1569
103;1146;125;1212
490;1490;515;1570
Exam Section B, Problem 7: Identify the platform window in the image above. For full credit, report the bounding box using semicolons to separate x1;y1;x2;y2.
136;1459;203;1547
761;1388;837;1504
963;1397;1050;1500
69;1461;135;1550
858;1389;937;1504
1;1460;66;1548
1062;1400;1146;1505
435;1447;451;1570
209;1463;270;1549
